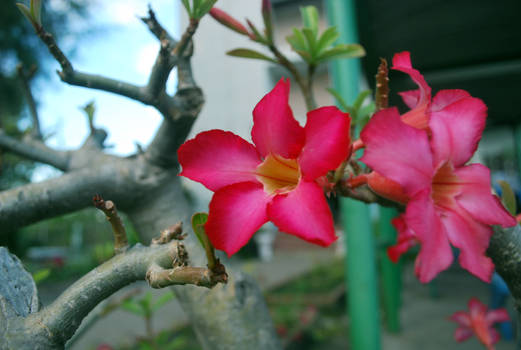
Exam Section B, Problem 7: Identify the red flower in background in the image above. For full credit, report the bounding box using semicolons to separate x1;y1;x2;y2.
178;79;351;256
359;52;516;283
450;298;510;350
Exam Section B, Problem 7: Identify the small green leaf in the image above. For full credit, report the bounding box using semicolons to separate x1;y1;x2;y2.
300;6;319;37
151;292;175;313
195;0;217;19
353;90;372;112
32;268;51;284
191;212;217;269
181;0;192;16
316;26;339;53
246;20;267;44
286;28;308;52
302;28;317;58
498;180;517;215
121;300;145;316
357;103;375;128
326;87;350;113
30;0;42;25
16;3;34;24
317;43;365;62
227;48;277;63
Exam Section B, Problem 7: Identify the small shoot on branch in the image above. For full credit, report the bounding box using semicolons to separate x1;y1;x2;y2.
191;212;217;270
498;180;517;216
16;0;42;28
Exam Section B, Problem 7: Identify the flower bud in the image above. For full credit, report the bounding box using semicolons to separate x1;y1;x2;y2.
209;7;250;37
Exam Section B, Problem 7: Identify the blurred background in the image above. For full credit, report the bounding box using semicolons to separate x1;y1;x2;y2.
2;0;520;349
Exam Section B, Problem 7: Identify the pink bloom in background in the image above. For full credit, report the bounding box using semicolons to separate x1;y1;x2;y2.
178;79;351;256
361;104;515;283
450;298;510;350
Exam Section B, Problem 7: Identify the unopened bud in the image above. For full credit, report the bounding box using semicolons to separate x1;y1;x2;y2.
210;7;250;37
262;0;273;41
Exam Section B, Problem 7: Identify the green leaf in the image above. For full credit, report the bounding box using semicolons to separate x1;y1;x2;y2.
30;0;42;26
195;0;217;19
286;28;308;52
352;90;372;112
192;212;209;248
121;300;145;316
227;48;277;63
316;43;365;62
151;292;175;313
357;103;375;127
316;26;339;54
32;268;51;284
300;6;319;37
181;0;192;16
498;180;517;216
326;87;350;113
302;28;317;58
16;3;34;25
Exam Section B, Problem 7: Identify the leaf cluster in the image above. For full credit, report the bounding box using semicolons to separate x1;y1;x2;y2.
181;0;218;20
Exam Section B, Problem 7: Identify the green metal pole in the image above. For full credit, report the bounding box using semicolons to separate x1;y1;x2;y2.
378;207;401;333
326;1;381;349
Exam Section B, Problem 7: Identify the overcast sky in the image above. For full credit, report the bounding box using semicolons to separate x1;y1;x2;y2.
33;0;180;180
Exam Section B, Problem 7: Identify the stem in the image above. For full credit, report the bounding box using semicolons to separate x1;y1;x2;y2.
268;44;315;111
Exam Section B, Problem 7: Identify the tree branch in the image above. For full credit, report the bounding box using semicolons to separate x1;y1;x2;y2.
0;130;69;170
0;157;146;231
17;64;42;140
140;5;177;45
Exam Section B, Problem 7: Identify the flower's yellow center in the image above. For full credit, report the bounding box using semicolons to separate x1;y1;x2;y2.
255;153;300;195
431;162;460;208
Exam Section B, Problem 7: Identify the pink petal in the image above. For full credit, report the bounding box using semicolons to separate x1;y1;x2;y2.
441;209;494;282
387;215;418;262
468;298;488;317
268;180;337;246
488;328;501;346
398;89;421;109
178;130;261;191
454;327;474;342
360;107;434;196
431;89;471;112
486;309;510;324
450;311;472;327
392;52;431;106
429;97;487;167
454;164;516;227
299;106;351;180
251;78;305;159
405;190;453;283
205;182;270;256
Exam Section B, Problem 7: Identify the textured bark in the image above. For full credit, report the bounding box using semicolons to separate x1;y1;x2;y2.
489;225;521;326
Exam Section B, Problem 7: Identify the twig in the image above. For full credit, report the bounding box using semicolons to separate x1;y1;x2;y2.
17;64;42;139
152;222;185;244
140;5;177;44
93;195;129;254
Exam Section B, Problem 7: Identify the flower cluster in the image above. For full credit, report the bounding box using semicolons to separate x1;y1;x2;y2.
357;52;515;283
178;51;515;285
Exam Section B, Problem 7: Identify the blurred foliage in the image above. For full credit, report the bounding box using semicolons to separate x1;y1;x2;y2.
267;260;348;350
0;0;90;190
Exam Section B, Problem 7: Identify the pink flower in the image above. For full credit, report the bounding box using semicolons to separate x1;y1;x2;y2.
450;298;510;350
360;104;515;282
178;79;351;256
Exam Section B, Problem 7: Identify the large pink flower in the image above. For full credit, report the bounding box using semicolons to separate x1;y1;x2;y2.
178;79;351;256
450;298;510;350
360;105;515;283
